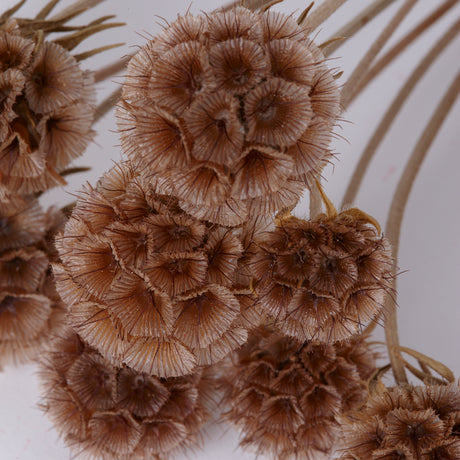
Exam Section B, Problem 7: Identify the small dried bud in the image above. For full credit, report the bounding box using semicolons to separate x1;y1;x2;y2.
339;383;460;459
118;6;340;225
250;210;393;343
222;326;376;459
55;162;263;378
0;197;65;365
39;327;216;460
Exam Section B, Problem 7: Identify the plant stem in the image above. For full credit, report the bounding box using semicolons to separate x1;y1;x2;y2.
322;0;398;57
384;70;460;385
94;55;131;83
341;17;460;208
341;0;418;108
94;87;122;123
347;0;458;106
302;0;348;31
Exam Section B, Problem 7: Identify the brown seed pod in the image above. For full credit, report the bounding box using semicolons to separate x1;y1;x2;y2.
338;383;460;460
119;6;340;225
0;198;66;365
250;211;393;343
55;161;261;378
0;4;122;195
39;327;217;460
222;326;376;460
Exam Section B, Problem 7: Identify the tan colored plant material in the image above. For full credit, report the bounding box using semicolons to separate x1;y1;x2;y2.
0;0;123;194
54;161;264;378
0;194;65;365
118;5;340;226
250;208;393;343
39;326;217;460
338;383;460;459
222;326;376;459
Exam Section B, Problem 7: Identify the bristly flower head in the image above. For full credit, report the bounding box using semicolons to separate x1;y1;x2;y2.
0;193;66;365
250;209;393;343
54;161;264;378
338;383;460;459
222;326;376;460
0;1;123;194
118;6;340;226
39;326;217;460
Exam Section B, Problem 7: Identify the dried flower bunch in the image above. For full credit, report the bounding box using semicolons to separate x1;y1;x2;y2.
117;6;340;226
39;326;216;460
222;326;376;459
0;194;65;364
0;0;122;194
338;383;460;459
250;208;392;343
54;161;264;378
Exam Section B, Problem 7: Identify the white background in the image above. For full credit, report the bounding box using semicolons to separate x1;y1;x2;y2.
1;0;459;458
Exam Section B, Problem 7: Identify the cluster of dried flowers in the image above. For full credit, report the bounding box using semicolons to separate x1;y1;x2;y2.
250;211;392;343
2;1;457;460
223;326;376;459
40;327;216;459
0;0;122;365
0;195;65;364
0;18;95;193
118;6;340;226
54;161;261;378
338;383;460;459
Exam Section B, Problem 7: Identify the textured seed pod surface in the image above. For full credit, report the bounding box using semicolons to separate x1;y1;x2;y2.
338;383;460;459
118;6;340;225
250;211;393;343
0;20;95;194
54;161;263;378
0;194;65;364
39;327;216;460
222;326;376;460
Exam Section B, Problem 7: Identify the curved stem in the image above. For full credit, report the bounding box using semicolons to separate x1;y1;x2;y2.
347;0;458;106
341;17;460;208
341;0;418;109
94;87;122;123
302;0;348;31
384;70;460;385
309;180;322;219
322;0;398;57
94;55;131;83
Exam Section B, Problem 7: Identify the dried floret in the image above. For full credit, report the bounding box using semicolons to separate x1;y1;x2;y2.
339;383;460;460
251;211;393;343
223;326;376;459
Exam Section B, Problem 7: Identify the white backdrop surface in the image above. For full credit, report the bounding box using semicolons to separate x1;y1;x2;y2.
1;0;459;458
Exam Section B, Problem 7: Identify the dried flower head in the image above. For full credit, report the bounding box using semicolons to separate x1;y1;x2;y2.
222;326;376;459
339;383;460;460
118;6;340;225
54;161;264;378
39;326;216;460
250;210;393;343
0;195;65;364
0;2;123;195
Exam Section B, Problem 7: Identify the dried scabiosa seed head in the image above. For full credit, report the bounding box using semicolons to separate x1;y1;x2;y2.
338;383;460;460
222;326;376;460
39;327;216;460
0;195;66;365
118;6;340;225
250;209;393;343
54;161;263;378
0;3;122;194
